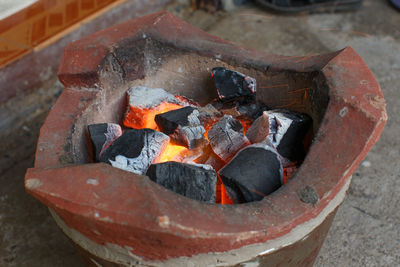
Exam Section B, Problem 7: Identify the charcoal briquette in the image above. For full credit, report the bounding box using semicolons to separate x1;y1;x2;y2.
146;162;217;203
88;123;122;161
99;129;169;175
218;143;283;203
246;111;270;144
155;106;206;149
212;67;256;102
208;115;250;161
265;109;312;162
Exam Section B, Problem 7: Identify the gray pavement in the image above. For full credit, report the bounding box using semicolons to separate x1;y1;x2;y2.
0;0;399;266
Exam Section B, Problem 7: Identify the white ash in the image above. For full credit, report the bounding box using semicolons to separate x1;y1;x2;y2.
127;86;180;109
266;111;291;147
208;115;250;161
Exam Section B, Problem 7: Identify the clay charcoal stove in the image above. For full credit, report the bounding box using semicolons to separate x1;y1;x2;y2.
146;162;217;202
25;13;386;265
87;66;313;204
88;123;122;161
219;143;283;203
212;67;256;103
155;106;206;149
99;129;169;174
207;115;250;162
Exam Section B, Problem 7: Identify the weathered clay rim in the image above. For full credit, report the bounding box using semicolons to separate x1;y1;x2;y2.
48;177;351;266
25;11;387;262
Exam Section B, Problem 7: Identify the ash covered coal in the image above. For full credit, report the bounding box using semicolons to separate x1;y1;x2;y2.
88;123;122;161
155;106;206;149
208;115;250;161
197;104;222;129
99;129;169;175
146;162;217;202
219;143;283;203
246;111;270;144
211;99;269;128
212;67;256;103
127;86;180;109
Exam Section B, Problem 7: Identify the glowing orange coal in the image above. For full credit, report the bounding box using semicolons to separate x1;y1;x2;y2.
220;181;233;204
238;118;252;135
157;143;188;163
124;102;183;130
124;100;249;205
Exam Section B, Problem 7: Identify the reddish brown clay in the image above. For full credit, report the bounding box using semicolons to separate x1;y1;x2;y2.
25;11;386;266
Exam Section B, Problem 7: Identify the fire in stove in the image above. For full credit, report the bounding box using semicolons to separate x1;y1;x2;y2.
88;67;312;204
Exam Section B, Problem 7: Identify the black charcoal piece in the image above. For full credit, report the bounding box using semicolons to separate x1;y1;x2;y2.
146;162;217;203
219;143;283;203
155;106;206;149
265;109;312;162
208;115;250;161
88;123;122;161
212;67;256;102
99;129;169;175
236;102;269;120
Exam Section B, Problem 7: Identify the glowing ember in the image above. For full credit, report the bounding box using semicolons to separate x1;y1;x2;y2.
220;183;234;204
238;118;252;135
124;102;183;130
283;165;297;184
216;176;234;204
157;143;188;163
91;69;312;205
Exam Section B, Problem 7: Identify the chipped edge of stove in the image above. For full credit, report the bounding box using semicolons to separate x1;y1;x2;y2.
25;178;43;190
48;177;352;267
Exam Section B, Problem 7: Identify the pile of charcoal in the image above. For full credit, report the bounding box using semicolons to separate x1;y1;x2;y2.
88;67;312;204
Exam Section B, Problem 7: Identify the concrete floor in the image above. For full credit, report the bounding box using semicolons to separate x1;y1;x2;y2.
0;0;399;266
